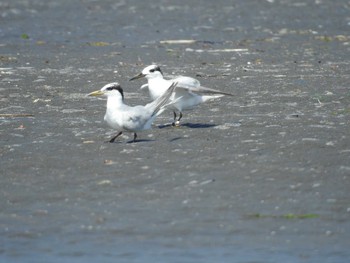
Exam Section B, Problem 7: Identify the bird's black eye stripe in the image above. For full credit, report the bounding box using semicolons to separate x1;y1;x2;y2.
116;86;124;100
105;85;124;100
106;85;120;91
149;66;162;74
156;66;162;75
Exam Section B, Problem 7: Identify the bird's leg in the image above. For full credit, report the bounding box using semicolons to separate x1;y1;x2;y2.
172;111;177;126
174;112;183;127
133;133;137;143
178;112;183;122
109;131;122;143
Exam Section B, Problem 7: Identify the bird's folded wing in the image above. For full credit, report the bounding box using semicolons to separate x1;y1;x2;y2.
172;76;201;88
170;75;233;96
176;84;233;96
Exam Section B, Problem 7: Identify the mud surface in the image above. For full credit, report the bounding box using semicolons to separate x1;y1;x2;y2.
1;0;350;262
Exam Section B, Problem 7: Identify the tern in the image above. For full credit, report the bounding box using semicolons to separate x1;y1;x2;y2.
130;65;233;126
88;82;177;143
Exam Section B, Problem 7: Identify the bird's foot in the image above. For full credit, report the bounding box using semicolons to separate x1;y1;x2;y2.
106;131;122;143
172;121;181;127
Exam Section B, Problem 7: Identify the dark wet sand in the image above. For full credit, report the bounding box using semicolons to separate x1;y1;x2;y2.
1;0;350;262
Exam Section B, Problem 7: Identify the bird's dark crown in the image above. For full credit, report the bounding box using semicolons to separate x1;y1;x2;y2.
149;65;163;75
104;83;124;99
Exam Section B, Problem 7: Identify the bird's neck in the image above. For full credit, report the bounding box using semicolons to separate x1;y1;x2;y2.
148;77;169;99
106;95;123;111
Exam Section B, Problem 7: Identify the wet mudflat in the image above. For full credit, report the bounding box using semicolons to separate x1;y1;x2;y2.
1;0;350;262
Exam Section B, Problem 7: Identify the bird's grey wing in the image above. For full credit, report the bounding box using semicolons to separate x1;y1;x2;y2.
172;76;201;88
171;76;233;96
115;105;147;131
177;84;233;96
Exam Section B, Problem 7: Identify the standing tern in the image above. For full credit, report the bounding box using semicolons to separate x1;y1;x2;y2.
130;64;233;126
88;82;177;143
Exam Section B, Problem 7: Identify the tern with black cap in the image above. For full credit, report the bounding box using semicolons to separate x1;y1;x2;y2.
130;65;233;126
88;82;178;143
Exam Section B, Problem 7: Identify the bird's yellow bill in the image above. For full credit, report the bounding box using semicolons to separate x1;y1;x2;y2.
88;90;104;96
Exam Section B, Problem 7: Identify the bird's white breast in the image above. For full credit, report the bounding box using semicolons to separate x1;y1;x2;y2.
148;78;170;100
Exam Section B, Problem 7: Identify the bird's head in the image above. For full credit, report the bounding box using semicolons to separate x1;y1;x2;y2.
129;64;163;81
88;82;124;100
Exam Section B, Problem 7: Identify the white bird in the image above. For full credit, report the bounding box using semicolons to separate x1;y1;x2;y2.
130;64;233;126
88;82;177;143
